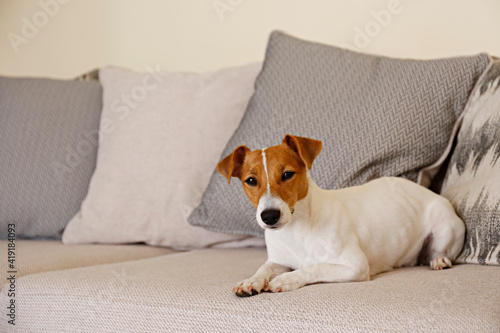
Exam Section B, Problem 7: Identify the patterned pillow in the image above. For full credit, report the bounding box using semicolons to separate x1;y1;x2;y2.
441;58;500;265
188;31;491;237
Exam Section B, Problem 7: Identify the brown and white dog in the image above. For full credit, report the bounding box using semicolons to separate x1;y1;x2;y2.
217;135;465;297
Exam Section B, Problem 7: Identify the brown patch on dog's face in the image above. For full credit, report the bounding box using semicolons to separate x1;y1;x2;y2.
265;144;309;211
237;149;268;209
238;144;309;212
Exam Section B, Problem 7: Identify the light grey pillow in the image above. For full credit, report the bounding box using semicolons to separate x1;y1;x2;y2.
188;31;490;237
441;59;500;265
0;77;102;239
62;64;263;250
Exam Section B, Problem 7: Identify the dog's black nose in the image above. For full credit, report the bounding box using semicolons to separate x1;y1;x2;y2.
261;209;281;226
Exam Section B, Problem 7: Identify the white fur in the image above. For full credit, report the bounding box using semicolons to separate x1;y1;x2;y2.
261;148;270;193
234;174;465;296
256;194;291;229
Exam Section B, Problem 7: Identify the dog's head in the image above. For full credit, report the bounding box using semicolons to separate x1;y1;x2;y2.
217;135;322;230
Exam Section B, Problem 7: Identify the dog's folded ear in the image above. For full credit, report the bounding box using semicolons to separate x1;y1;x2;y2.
217;146;251;184
283;135;323;170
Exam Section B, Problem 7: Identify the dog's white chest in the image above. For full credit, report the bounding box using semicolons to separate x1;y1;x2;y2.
265;220;340;270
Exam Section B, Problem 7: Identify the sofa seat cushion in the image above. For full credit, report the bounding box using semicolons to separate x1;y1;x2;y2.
2;248;499;332
0;240;177;281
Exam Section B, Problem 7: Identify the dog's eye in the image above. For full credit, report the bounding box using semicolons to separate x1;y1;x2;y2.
245;177;257;186
282;171;295;181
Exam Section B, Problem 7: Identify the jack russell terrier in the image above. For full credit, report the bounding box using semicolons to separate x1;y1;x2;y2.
217;135;465;297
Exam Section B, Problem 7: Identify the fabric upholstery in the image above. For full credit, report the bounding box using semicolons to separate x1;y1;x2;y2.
2;248;498;332
0;240;176;282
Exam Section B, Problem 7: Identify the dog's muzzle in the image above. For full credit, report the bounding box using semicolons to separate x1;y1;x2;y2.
260;209;281;226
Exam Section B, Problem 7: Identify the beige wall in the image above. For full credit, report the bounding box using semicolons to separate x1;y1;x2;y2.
1;0;499;78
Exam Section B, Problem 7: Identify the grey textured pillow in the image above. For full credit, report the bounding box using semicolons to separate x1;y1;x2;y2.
188;31;490;237
441;59;500;265
0;77;102;239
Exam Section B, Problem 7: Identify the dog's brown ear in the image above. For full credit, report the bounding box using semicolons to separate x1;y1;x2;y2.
217;145;251;184
283;135;322;170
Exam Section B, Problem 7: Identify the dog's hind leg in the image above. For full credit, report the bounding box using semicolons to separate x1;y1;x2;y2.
426;200;465;270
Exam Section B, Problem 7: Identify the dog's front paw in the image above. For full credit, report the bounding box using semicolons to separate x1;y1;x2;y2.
265;272;304;293
233;277;268;297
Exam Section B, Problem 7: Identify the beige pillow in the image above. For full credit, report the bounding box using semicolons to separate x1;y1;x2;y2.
62;63;263;250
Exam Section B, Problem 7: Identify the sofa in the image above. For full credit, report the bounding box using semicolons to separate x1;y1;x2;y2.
1;31;499;332
1;241;499;332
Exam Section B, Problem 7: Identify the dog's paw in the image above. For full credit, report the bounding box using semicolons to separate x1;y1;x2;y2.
265;272;304;293
430;256;452;270
233;277;268;297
